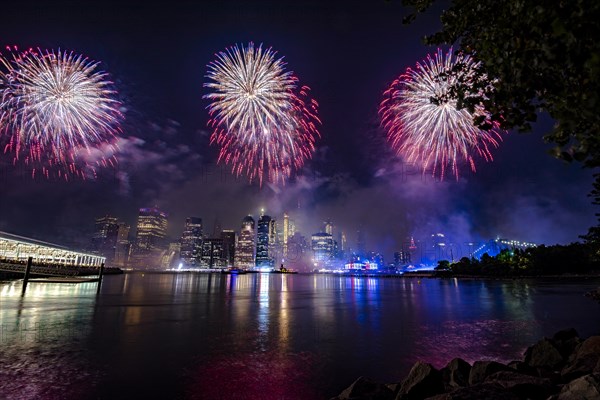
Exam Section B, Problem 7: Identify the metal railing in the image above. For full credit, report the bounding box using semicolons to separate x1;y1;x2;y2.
0;262;79;277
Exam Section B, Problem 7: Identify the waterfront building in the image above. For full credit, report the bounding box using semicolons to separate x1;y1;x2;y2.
221;230;236;267
235;215;255;269
91;215;119;262
311;232;334;268
256;212;273;268
356;228;366;256
200;238;225;269
0;231;105;267
180;217;203;267
162;242;181;269
324;220;333;236
131;207;168;268
114;222;131;267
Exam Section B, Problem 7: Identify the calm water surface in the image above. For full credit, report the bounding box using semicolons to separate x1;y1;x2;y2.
1;273;599;399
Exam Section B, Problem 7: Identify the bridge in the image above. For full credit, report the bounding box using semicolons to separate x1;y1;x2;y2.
471;238;537;259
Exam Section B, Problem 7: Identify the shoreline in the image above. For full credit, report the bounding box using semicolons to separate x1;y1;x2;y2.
332;329;600;400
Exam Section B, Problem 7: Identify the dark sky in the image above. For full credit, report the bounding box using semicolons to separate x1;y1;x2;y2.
0;0;595;260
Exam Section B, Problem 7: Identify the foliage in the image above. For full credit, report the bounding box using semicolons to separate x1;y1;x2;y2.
437;243;599;276
400;0;600;243
401;0;600;167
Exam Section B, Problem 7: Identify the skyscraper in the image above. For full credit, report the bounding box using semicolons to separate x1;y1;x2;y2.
200;238;225;269
221;230;236;267
283;213;290;259
180;217;203;267
256;213;273;268
114;222;131;267
91;215;119;263
132;207;168;268
235;215;255;269
311;232;334;269
324;220;333;235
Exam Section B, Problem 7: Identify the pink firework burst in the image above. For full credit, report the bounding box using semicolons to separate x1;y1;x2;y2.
379;48;504;180
204;42;320;185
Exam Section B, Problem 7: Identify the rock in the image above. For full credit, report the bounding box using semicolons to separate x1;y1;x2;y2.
468;361;512;386
561;335;600;381
332;376;395;400
484;370;556;399
552;328;582;359
441;358;471;389
524;338;564;369
432;383;520;400
555;373;600;400
396;362;444;400
507;360;537;376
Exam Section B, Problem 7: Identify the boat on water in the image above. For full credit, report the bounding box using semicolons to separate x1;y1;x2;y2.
272;265;298;274
221;267;248;275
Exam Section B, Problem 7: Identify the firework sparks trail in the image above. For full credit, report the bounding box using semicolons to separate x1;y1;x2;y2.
204;42;320;185
379;48;503;180
0;46;122;180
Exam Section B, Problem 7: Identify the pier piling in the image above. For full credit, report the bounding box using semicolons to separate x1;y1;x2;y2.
21;256;33;295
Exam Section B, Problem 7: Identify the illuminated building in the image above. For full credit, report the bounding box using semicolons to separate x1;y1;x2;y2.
256;212;274;268
221;230;236;266
180;217;203;267
0;231;105;267
235;215;255;269
201;238;225;268
344;260;378;270
356;228;366;256
394;251;411;267
114;222;131;267
283;213;289;258
311;232;334;268
162;242;181;269
131;207;168;268
91;215;119;262
324;220;333;235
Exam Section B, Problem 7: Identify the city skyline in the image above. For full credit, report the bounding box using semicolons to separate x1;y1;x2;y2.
0;0;596;261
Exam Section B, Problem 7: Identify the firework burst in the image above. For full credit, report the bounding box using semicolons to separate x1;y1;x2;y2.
204;42;320;185
379;48;503;179
0;46;122;180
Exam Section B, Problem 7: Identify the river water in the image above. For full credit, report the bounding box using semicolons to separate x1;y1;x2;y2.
0;272;599;399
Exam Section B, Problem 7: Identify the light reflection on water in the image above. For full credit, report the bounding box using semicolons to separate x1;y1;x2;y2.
0;274;599;399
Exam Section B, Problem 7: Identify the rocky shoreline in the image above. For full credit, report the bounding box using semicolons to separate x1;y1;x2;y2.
331;329;600;400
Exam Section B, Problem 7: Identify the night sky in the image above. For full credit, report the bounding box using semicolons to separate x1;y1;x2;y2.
0;0;595;259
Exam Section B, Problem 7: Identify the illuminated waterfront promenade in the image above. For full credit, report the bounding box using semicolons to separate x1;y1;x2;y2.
0;231;105;267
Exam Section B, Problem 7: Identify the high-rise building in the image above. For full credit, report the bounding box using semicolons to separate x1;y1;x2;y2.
311;232;334;268
200;238;225;269
324;220;333;235
91;215;119;263
114;222;131;267
221;230;236;267
132;207;168;268
356;228;366;256
180;217;203;267
162;242;181;269
235;215;255;269
283;213;290;259
256;213;273;267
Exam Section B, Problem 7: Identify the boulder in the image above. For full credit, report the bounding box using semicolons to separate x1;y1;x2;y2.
551;328;582;359
468;361;512;386
441;358;471;389
332;376;395;400
507;360;537;376
432;383;520;400
561;335;600;381
396;362;444;400
484;370;556;400
524;338;564;369
555;373;600;400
